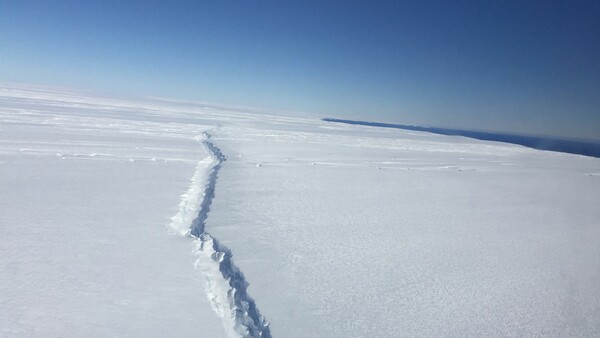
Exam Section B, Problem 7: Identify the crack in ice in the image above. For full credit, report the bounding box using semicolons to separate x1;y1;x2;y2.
169;131;271;338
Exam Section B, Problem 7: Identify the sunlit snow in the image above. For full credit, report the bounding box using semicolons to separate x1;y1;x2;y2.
1;85;599;337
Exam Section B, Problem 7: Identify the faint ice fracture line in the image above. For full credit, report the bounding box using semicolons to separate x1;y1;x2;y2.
168;132;271;338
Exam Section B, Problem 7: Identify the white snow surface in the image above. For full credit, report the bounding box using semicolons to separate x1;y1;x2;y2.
1;85;600;337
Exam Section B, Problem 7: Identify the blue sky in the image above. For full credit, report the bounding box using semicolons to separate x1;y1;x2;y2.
1;1;599;139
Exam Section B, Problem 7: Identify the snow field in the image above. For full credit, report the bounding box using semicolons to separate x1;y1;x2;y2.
0;87;226;337
2;85;600;337
207;124;600;337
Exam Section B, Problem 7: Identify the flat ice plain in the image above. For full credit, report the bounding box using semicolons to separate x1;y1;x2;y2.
1;85;600;337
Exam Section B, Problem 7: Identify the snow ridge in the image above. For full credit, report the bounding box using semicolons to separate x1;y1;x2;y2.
172;132;271;338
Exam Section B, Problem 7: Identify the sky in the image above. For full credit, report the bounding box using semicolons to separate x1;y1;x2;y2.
1;0;599;139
